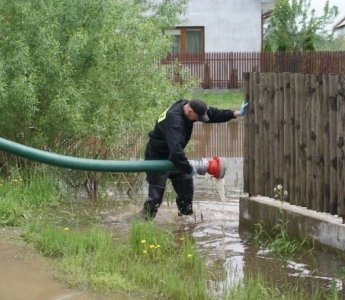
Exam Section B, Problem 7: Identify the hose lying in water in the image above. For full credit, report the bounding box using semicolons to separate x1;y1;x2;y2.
0;137;227;178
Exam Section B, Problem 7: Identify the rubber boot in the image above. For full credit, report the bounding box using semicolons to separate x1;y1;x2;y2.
142;185;165;220
171;177;194;216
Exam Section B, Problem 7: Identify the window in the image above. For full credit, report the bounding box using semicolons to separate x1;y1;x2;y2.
167;27;204;54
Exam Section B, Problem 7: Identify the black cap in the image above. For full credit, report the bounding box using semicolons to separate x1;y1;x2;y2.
189;99;209;122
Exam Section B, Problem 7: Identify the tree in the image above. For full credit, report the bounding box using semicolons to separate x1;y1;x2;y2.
316;32;345;51
0;0;189;157
264;0;338;51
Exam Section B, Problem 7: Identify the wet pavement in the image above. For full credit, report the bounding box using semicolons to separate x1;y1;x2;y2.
0;228;139;300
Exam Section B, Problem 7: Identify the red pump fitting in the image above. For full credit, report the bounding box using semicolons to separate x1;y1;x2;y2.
207;156;225;179
189;156;226;179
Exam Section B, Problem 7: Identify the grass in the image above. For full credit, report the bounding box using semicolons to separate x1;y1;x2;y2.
0;167;62;226
226;272;338;300
23;218;342;299
24;220;209;299
188;88;245;109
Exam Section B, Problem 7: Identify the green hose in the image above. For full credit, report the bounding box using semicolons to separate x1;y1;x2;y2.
0;137;179;172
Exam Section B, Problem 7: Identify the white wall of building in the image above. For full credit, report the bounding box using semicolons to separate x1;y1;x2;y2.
178;0;264;52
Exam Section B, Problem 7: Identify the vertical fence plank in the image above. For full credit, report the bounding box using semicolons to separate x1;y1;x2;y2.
289;73;296;204
261;73;271;195
306;75;315;209
268;73;275;198
254;72;263;195
283;73;292;201
250;72;257;196
337;75;345;219
315;75;324;212
329;75;339;214
322;74;330;213
243;73;250;193
273;73;282;187
294;73;303;206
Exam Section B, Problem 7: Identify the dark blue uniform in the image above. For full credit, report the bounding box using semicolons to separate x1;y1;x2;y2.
143;99;236;218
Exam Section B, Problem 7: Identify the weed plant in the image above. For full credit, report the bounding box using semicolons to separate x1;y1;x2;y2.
252;207;314;259
252;185;312;258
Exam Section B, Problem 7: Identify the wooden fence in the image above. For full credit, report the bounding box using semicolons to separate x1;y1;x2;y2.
162;52;345;88
243;72;345;218
189;121;244;158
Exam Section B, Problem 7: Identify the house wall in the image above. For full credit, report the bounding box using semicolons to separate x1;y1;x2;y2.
178;0;265;52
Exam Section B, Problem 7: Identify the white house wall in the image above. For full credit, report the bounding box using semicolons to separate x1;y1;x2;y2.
179;0;263;52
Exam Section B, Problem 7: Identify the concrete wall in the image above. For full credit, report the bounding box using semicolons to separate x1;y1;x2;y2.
178;0;267;52
240;196;345;252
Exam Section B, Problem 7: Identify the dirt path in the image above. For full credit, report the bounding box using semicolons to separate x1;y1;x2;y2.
0;228;137;300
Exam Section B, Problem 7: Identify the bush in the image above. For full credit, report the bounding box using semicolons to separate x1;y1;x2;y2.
0;0;190;158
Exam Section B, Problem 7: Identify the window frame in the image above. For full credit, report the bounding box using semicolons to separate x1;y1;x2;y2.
172;26;205;54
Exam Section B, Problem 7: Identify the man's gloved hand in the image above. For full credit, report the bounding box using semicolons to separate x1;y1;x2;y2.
188;167;196;177
239;102;249;116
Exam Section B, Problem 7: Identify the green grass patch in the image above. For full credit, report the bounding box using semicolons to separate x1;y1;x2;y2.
226;272;335;300
188;89;245;109
0;167;63;226
24;220;209;299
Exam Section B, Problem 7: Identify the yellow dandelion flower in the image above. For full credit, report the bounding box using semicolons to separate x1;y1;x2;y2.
155;245;161;249
149;245;155;249
64;227;69;231
140;239;146;244
180;237;184;241
142;250;147;254
187;254;193;258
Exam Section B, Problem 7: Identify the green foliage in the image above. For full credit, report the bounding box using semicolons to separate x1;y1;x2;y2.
24;220;209;299
264;0;338;51
316;32;345;50
0;0;189;158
